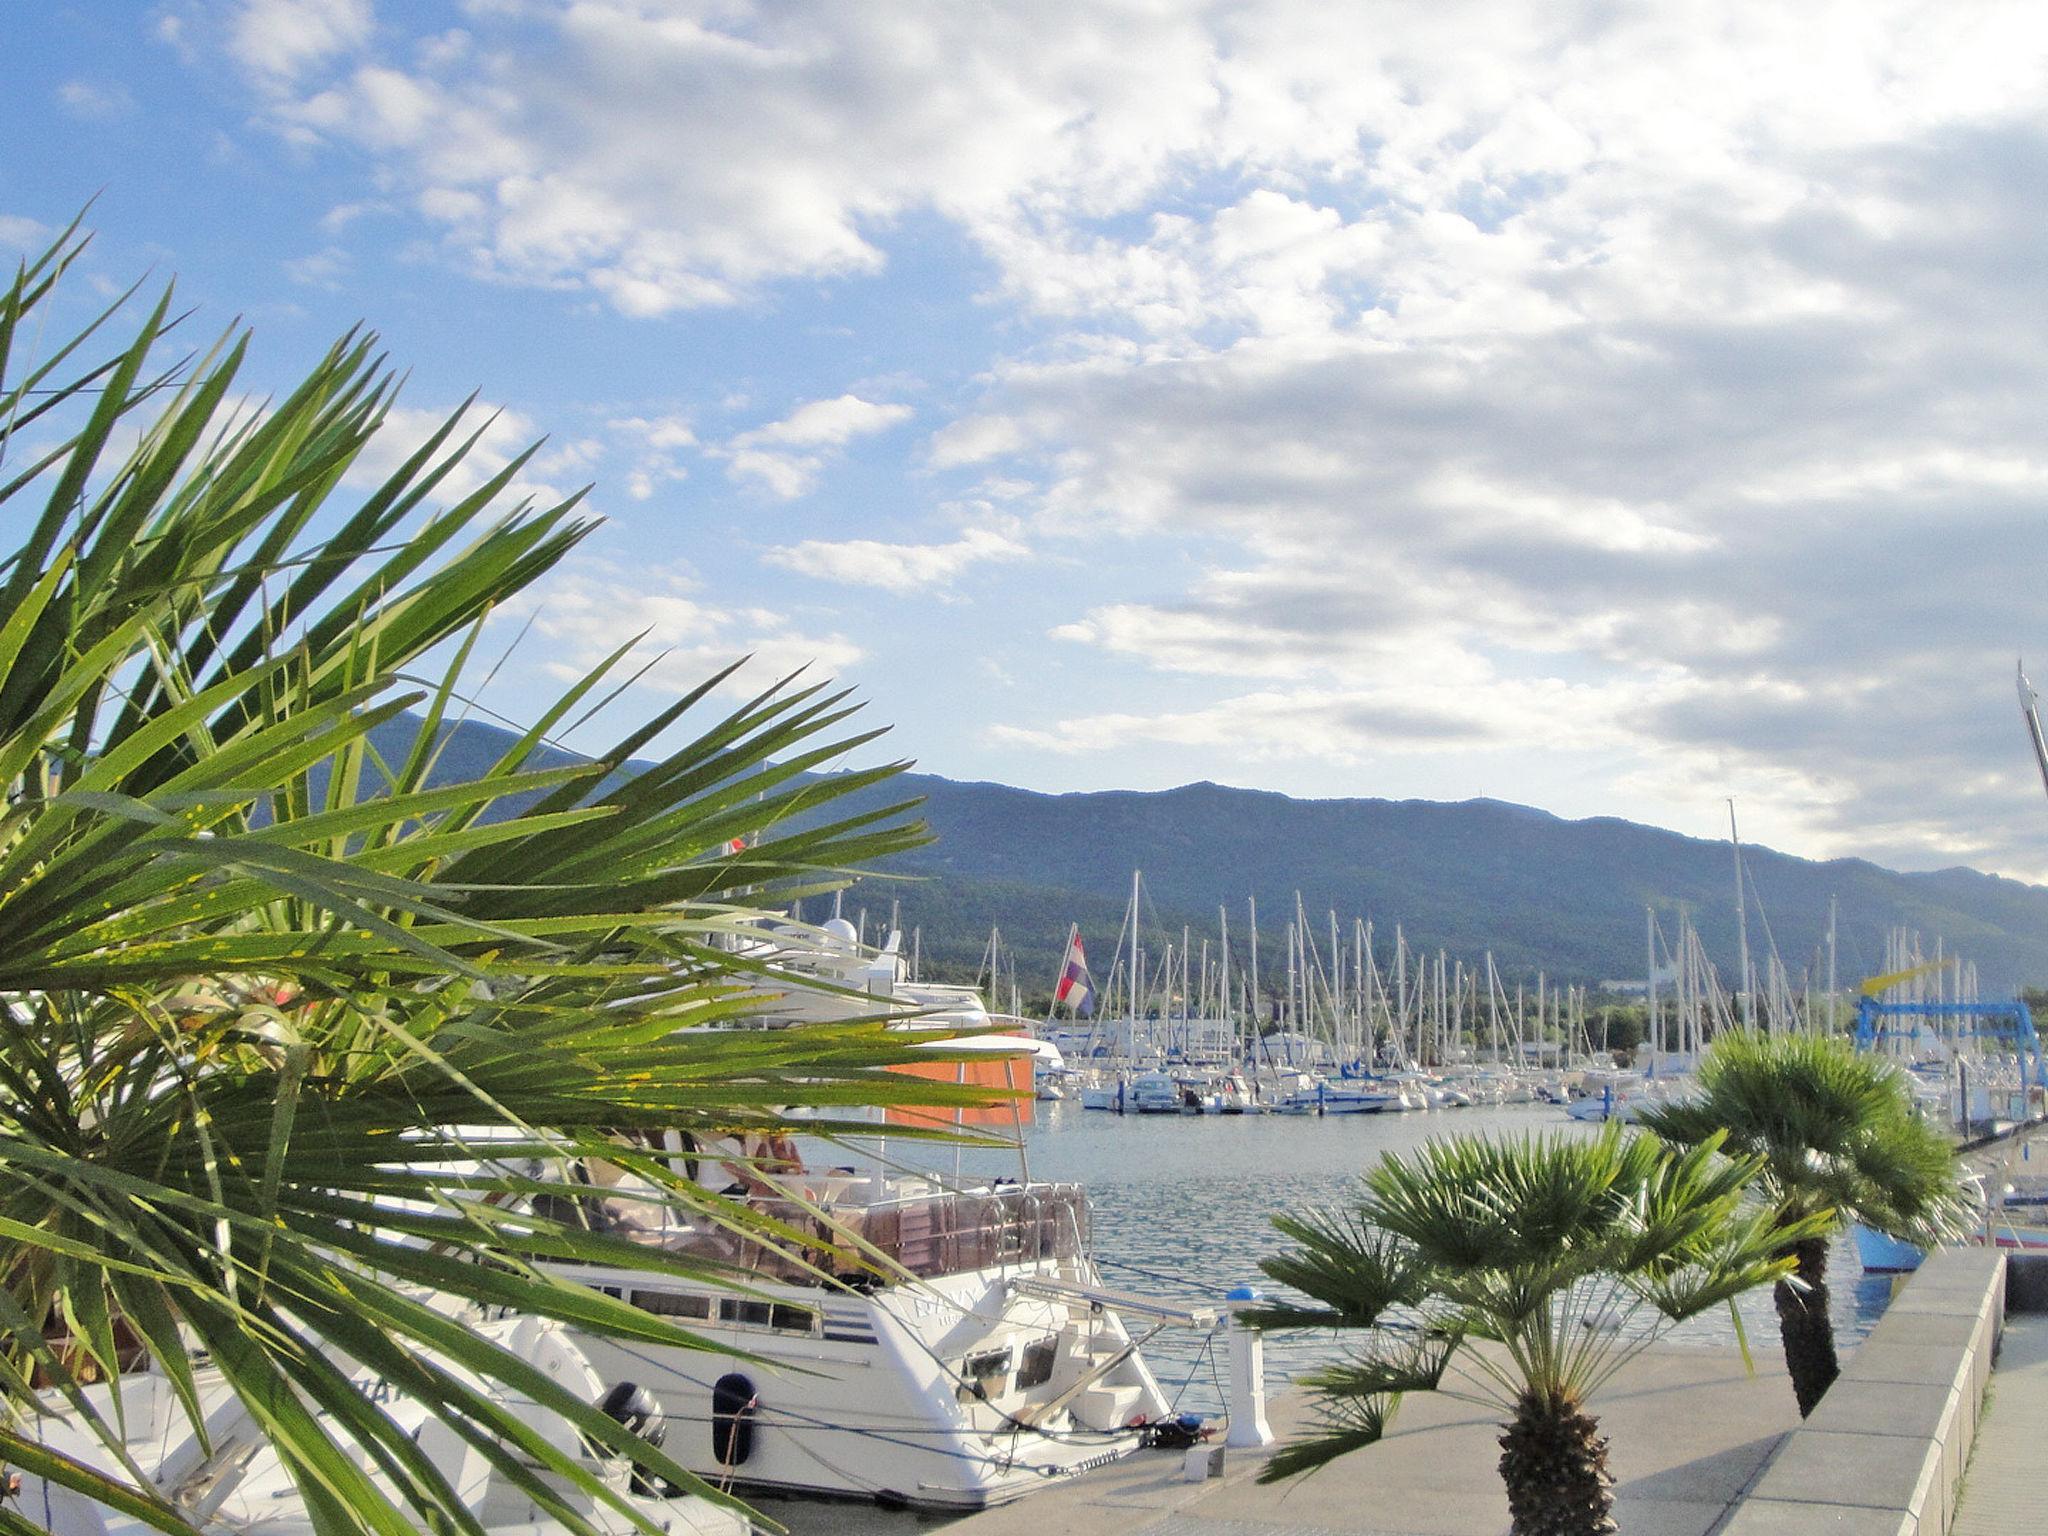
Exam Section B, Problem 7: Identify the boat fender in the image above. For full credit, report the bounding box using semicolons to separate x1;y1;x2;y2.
598;1380;672;1496
711;1372;759;1467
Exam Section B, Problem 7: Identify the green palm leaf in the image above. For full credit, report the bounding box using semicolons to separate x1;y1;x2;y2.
0;217;998;1536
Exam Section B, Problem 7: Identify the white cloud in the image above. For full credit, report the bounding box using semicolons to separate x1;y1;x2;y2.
605;414;695;500
503;558;863;696
766;527;1028;592
318;198;392;232
56;81;136;121
928;414;1026;469
0;214;50;253
736;394;912;449
609;414;696;453
717;394;911;500
282;246;351;287
723;447;818;501
205;1;2048;876
987;670;1645;762
231;0;374;85
231;1;2048;340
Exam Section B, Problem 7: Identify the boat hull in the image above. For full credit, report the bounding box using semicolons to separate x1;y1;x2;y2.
558;1259;1170;1511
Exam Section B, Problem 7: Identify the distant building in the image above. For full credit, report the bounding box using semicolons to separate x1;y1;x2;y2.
1599;979;1648;997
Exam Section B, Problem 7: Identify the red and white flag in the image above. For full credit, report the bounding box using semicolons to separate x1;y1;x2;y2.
1053;927;1095;1017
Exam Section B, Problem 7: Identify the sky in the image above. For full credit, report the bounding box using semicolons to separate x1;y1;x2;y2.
8;1;2048;881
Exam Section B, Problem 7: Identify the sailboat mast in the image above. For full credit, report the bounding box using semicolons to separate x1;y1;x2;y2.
1247;895;1261;1033
1219;904;1231;1032
1486;953;1500;1063
1645;907;1659;1058
1826;895;1838;1033
1729;800;1751;1027
1128;870;1142;1034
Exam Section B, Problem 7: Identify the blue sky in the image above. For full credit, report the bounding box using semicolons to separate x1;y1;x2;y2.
10;1;2048;880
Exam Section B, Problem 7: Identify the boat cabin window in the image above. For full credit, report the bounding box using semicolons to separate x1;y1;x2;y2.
714;1298;817;1334
959;1345;1012;1399
634;1290;712;1320
1015;1337;1058;1390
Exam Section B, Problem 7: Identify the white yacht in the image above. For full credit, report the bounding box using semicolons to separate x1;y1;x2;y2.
1128;1067;1190;1113
538;920;1190;1512
1274;1076;1408;1115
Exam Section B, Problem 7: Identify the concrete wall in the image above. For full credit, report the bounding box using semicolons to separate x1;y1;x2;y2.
1718;1247;2005;1536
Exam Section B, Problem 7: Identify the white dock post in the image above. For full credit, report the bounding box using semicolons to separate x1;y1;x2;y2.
1224;1285;1275;1449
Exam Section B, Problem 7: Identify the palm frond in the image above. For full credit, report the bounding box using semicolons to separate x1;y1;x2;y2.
1257;1124;1811;1482
1637;1030;1966;1242
0;217;969;1536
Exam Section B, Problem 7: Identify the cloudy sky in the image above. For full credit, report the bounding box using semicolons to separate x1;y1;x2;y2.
10;1;2048;879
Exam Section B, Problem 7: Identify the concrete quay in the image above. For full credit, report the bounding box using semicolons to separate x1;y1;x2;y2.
952;1342;1802;1536
949;1249;2024;1536
1727;1247;2004;1535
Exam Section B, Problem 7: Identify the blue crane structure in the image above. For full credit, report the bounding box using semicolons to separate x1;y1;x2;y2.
1852;994;2048;1124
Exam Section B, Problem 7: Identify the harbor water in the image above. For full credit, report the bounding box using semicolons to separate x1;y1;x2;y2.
972;1099;1885;1414
755;1100;1888;1535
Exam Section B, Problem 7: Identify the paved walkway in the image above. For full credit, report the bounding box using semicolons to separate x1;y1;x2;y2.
1953;1312;2048;1535
952;1345;1801;1536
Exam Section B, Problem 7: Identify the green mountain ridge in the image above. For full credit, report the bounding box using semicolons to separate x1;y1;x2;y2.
391;715;2048;996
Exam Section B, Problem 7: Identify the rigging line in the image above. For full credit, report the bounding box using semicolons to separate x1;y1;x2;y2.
689;1390;1124;1467
1206;1330;1229;1428
1166;1328;1218;1414
1090;1252;1226;1301
1740;858;1789;1010
594;1333;1142;1454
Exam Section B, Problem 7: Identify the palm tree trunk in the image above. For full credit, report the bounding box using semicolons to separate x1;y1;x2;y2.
1497;1387;1617;1536
1773;1235;1838;1416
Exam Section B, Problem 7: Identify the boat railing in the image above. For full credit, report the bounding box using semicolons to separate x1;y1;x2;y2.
560;1180;1091;1286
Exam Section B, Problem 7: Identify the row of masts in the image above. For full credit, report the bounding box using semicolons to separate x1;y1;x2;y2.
1019;862;1983;1070
1045;873;1667;1069
807;869;1981;1065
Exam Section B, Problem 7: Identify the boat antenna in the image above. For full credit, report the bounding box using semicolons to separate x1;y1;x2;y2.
2018;660;2048;800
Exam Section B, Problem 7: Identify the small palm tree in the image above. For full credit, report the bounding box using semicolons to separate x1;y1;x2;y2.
1637;1030;1969;1416
1252;1127;1817;1536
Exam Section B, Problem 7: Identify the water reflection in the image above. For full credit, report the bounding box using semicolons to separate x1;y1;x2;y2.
951;1100;1885;1415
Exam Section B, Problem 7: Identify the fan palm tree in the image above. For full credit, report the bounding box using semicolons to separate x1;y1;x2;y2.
1251;1127;1819;1536
0;219;994;1536
1637;1030;1969;1416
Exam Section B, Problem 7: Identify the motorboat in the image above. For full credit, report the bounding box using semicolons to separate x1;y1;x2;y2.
1273;1075;1406;1115
547;1174;1185;1510
533;919;1190;1511
1128;1067;1189;1113
1213;1069;1259;1113
1077;1074;1127;1111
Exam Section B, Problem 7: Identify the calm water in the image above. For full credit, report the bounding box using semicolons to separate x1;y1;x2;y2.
972;1100;1888;1414
755;1100;1890;1533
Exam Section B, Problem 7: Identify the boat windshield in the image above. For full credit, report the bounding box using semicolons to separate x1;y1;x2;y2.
553;1179;1091;1285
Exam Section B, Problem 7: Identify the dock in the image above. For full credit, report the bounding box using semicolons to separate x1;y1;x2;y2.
956;1247;2048;1536
952;1343;1798;1536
